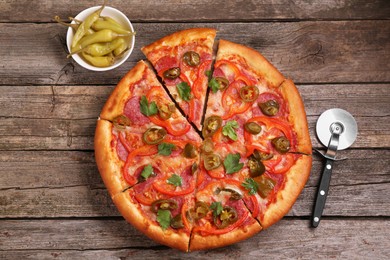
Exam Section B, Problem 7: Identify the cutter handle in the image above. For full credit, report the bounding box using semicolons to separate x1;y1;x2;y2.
312;159;334;227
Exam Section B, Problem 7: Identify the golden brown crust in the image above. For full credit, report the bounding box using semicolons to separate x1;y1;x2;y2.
99;61;147;121
94;119;127;197
217;39;285;88
112;191;190;252
279;79;312;154
141;28;217;56
189;219;262;251
95;29;313;251
260;155;312;228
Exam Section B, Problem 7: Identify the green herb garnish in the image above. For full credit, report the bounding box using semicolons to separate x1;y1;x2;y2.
224;153;244;174
140;164;154;180
176;82;192;101
167;174;182;187
157;209;171;230
140;95;158;116
242;178;259;195
158;142;176;156
222;120;239;141
210;201;223;217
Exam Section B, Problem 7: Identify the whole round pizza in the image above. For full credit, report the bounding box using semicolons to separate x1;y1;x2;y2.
94;28;312;251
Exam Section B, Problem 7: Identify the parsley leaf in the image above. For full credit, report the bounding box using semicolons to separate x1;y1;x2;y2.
223;153;244;174
167;174;182;187
242;178;259;195
222;120;239;141
140;95;158;116
176;82;192;101
158;142;176;156
210;201;223;217
208;78;220;93
140;164;154;180
205;70;212;79
157;209;171;230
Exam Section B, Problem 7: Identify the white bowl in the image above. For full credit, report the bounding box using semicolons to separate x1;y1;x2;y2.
66;6;135;71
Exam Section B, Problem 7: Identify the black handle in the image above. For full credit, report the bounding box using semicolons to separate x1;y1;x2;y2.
311;158;334;227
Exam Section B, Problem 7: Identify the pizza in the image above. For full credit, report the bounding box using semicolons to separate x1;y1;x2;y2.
94;28;312;252
141;28;216;130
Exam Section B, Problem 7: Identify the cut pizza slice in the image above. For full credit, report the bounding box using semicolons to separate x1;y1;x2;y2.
189;177;262;251
205;39;312;228
112;156;198;252
95;61;202;197
115;127;203;251
141;28;216;130
245;79;312;228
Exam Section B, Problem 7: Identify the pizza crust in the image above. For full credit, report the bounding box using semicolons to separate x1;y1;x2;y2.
94;119;127;197
95;29;313;251
112;191;190;252
189;217;262;251
217;39;285;88
279;79;312;154
100;61;148;121
141;28;216;56
259;155;312;229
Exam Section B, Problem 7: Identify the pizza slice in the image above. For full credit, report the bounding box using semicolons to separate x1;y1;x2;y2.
95;61;201;198
141;28;216;130
189;177;262;251
205;39;312;228
112;151;199;252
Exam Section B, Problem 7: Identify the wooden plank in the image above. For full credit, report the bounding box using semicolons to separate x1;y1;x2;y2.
1;182;388;218
1;219;389;259
0;84;388;150
1;150;388;190
1;150;388;218
0;21;389;85
1;0;389;22
0;84;387;119
0;151;104;190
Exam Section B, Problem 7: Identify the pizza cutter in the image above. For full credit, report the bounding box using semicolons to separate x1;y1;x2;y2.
312;108;358;227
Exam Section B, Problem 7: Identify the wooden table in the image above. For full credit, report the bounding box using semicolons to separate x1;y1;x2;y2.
1;1;389;259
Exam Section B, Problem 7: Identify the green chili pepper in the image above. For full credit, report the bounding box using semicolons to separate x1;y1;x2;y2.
71;2;106;48
101;16;123;28
92;18;131;34
69;37;126;58
72;29;130;52
81;52;115;67
113;37;130;57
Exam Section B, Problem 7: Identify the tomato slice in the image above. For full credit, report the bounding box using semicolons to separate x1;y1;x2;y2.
214;59;241;79
192;60;212;99
245;116;296;154
152;167;195;196
193;210;249;235
206;166;225;179
188;99;196;123
221;80;251;120
146;86;191;136
249;195;259;218
123;145;158;186
268;153;296;174
133;180;165;206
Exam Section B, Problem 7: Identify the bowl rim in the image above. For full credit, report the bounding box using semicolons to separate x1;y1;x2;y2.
66;5;135;72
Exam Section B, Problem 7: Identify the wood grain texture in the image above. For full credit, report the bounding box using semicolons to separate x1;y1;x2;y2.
0;21;389;85
0;84;388;150
1;0;389;22
1;219;389;259
1;150;388;218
